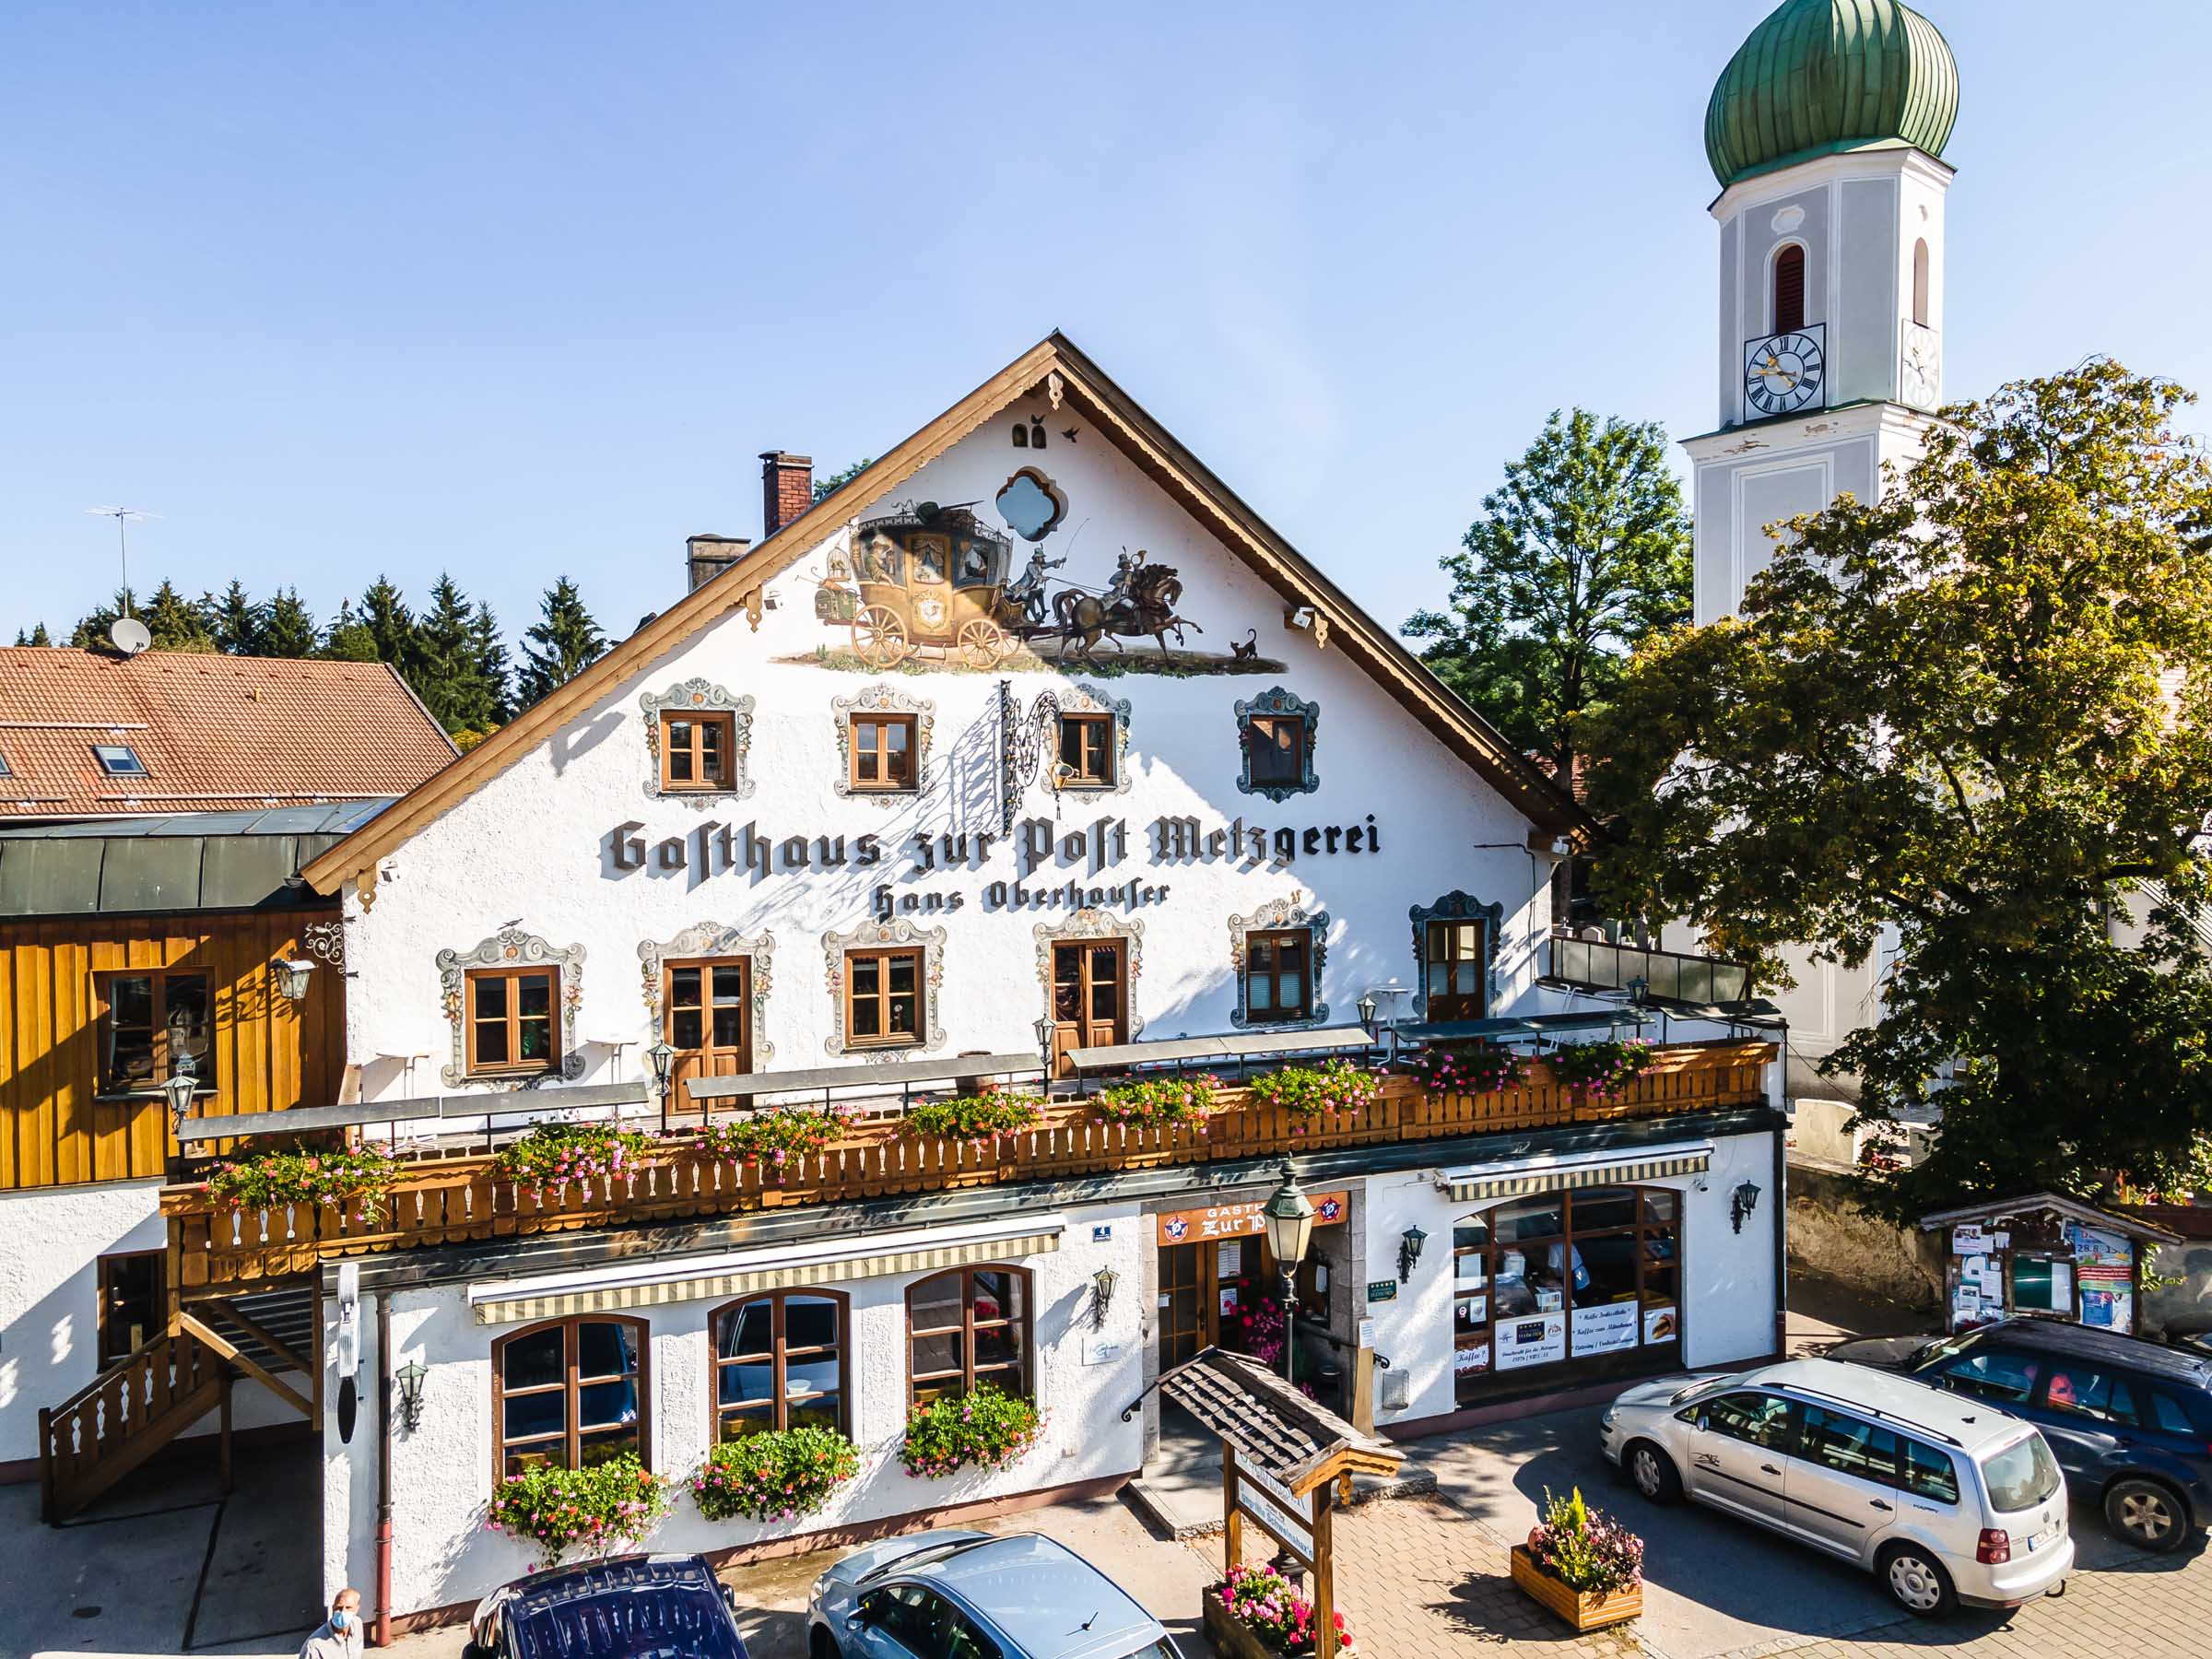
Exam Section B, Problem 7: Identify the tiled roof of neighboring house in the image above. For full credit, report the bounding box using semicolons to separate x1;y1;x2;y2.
0;648;457;821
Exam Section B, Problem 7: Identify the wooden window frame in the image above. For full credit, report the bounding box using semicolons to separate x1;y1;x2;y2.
848;713;919;794
906;1264;1034;1405
491;1314;651;1478
1242;928;1314;1024
96;1249;170;1367
662;958;752;1089
657;709;736;793
1055;712;1115;789
1245;714;1308;792
1423;917;1490;1023
97;968;212;1099
464;965;563;1078
709;1289;850;1439
843;947;924;1050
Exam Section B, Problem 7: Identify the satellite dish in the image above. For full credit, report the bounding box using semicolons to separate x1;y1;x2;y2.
110;617;152;655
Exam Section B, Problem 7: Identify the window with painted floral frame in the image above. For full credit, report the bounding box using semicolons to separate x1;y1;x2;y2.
659;710;736;792
465;966;561;1077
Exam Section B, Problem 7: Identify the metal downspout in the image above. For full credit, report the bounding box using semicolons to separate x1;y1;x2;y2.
375;1295;394;1648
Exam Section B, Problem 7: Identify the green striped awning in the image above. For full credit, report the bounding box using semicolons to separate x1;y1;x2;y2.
1441;1144;1712;1203
470;1227;1064;1325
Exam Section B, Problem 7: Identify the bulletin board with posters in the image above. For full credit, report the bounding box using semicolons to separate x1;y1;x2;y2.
1931;1199;2167;1336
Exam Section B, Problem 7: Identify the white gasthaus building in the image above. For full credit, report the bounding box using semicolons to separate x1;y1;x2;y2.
249;332;1786;1626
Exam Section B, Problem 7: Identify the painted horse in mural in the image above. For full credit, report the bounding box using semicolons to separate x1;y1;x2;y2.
1052;558;1202;661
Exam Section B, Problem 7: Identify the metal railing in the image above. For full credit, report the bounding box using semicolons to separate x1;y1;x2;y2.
1547;932;1752;1006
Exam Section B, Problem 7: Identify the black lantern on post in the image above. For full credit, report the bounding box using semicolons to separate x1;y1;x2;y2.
1033;1015;1056;1075
1261;1160;1316;1385
645;1039;677;1131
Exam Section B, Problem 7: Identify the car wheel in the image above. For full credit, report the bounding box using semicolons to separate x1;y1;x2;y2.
1623;1441;1681;1505
1877;1544;1957;1618
2105;1478;2188;1552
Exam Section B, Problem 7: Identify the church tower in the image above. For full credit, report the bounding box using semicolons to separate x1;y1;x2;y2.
1686;0;1959;624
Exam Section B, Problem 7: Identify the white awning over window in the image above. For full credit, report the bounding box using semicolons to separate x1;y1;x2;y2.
467;1212;1067;1325
1438;1142;1713;1203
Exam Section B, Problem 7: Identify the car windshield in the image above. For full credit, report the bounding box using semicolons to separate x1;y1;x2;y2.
512;1583;744;1659
1980;1431;2063;1513
1909;1332;1977;1369
1120;1643;1181;1659
1668;1375;1737;1406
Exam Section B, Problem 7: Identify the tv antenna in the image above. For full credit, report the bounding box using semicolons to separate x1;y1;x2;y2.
87;506;157;615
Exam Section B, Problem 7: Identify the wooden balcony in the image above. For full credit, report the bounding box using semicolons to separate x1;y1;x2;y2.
162;1040;1775;1293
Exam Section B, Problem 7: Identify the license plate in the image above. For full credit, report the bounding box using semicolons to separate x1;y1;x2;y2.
2023;1528;2053;1553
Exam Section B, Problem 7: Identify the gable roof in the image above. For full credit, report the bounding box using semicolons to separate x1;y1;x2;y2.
0;648;456;822
302;334;1588;893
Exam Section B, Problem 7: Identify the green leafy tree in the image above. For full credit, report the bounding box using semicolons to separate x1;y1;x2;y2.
211;580;265;654
517;576;606;707
1583;361;2212;1218
814;458;873;503
1406;409;1691;780
412;573;502;735
319;597;380;663
261;588;318;657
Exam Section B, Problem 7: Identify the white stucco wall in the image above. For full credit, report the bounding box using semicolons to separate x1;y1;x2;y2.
1357;1126;1783;1430
324;1198;1147;1617
336;403;1559;1097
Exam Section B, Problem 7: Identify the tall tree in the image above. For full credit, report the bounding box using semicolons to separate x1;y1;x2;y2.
13;623;53;645
1584;361;2212;1218
518;576;607;706
1406;409;1691;780
358;575;418;674
70;587;140;649
141;581;218;652
261;587;318;657
470;601;514;726
212;580;265;654
412;573;500;735
319;597;379;663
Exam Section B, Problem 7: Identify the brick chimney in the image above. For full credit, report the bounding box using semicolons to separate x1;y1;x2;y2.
686;534;751;593
760;452;813;538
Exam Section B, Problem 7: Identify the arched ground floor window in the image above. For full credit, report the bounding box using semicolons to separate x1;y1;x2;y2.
492;1315;648;1477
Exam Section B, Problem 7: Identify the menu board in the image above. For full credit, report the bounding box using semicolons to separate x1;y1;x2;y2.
1571;1300;1640;1356
1495;1312;1567;1371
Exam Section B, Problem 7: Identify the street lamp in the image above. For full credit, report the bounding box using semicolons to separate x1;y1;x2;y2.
1261;1160;1315;1385
645;1039;677;1130
1032;1014;1056;1073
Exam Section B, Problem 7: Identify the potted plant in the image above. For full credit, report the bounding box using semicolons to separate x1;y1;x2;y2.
1091;1073;1219;1130
1544;1039;1655;1102
1243;1059;1382;1129
697;1103;856;1178
1510;1486;1643;1631
494;1122;659;1199
485;1454;672;1569
896;1383;1042;1478
692;1426;861;1523
208;1144;400;1224
1401;1040;1526;1095
901;1091;1045;1147
1203;1562;1355;1656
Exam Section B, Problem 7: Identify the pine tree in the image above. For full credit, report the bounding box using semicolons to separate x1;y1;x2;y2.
70;588;140;648
13;623;53;645
470;601;514;726
413;573;500;735
358;576;418;673
518;576;607;706
320;597;380;663
142;582;218;652
212;580;265;654
261;588;318;657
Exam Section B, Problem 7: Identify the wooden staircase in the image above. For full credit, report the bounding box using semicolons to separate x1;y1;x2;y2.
38;1282;319;1523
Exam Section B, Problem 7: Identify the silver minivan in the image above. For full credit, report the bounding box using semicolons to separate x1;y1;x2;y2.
1601;1357;2071;1617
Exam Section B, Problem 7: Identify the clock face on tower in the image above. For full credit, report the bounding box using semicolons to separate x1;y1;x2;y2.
1742;328;1826;418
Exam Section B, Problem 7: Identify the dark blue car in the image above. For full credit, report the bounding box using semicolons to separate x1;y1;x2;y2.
465;1555;750;1659
1898;1320;2212;1551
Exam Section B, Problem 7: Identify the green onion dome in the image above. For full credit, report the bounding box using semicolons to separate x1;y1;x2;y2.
1705;0;1959;188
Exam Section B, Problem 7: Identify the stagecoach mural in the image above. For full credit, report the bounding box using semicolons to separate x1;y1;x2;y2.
789;468;1283;677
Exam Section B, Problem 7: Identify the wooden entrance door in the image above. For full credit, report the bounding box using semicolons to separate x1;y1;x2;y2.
664;959;752;1109
1050;938;1126;1076
1159;1241;1209;1369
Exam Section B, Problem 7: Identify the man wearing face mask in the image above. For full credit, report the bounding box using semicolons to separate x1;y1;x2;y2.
301;1588;364;1659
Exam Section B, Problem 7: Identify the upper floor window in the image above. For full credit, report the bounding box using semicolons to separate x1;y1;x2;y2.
1912;238;1931;327
92;743;147;777
659;710;735;792
100;969;210;1094
493;1315;647;1477
1423;918;1489;1023
908;1265;1032;1405
1771;243;1806;335
1056;712;1115;788
849;714;917;793
844;947;923;1047
465;966;561;1077
1248;716;1305;791
712;1291;847;1440
1235;688;1318;801
1243;929;1313;1024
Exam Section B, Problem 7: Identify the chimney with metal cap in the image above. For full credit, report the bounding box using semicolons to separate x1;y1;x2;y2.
686;534;751;593
760;452;813;538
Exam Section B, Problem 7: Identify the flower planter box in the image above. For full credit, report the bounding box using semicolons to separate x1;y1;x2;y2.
1203;1589;1278;1659
1509;1545;1641;1632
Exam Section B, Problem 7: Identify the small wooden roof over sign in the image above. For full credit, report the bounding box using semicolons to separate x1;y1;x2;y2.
1915;1191;2183;1246
1158;1347;1403;1498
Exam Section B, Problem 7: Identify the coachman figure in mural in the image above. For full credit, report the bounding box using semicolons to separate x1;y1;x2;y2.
1053;550;1202;661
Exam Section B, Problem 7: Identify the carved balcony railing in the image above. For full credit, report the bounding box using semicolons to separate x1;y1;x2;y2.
162;1040;1776;1292
39;1324;225;1521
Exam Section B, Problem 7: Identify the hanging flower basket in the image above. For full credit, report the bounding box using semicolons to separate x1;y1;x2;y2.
697;1104;857;1177
1092;1073;1220;1130
208;1144;399;1225
494;1123;659;1199
1243;1060;1382;1125
1510;1487;1643;1632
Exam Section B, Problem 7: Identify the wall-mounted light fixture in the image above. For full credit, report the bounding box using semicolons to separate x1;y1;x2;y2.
1356;992;1378;1033
394;1359;429;1432
1398;1224;1428;1284
1731;1179;1762;1234
161;1067;198;1135
1090;1265;1119;1331
271;958;317;1002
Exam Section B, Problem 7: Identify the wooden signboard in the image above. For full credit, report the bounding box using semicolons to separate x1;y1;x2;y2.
1223;1446;1339;1659
1158;1191;1347;1247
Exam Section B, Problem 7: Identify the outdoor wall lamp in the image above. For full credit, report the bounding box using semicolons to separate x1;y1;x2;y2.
394;1359;429;1432
1398;1224;1429;1284
271;957;317;1002
1090;1265;1119;1331
1731;1179;1763;1235
160;1067;198;1135
1625;974;1648;1007
1356;992;1379;1032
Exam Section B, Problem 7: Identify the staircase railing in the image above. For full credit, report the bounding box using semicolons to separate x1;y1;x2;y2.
39;1325;225;1522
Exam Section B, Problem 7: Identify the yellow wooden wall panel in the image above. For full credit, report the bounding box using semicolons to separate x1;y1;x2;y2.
0;943;17;1190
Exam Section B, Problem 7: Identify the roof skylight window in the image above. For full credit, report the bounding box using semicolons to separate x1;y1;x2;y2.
92;744;147;777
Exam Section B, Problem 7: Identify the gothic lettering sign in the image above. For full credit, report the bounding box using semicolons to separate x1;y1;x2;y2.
1156;1192;1347;1247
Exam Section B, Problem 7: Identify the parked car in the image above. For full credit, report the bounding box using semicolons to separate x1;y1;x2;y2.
465;1554;749;1659
1601;1357;2071;1618
808;1530;1181;1659
1885;1318;2212;1552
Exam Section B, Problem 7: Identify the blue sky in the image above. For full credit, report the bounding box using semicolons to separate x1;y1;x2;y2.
5;2;2207;649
